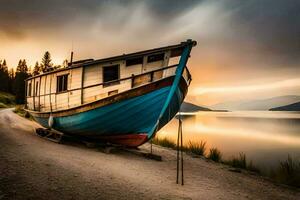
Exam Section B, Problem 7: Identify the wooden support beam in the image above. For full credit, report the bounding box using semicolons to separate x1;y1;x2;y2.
24;80;27;109
81;67;85;105
33;79;36;111
38;76;41;111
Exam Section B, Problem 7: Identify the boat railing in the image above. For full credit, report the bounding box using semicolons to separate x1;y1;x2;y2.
79;64;178;92
182;66;192;86
26;64;191;112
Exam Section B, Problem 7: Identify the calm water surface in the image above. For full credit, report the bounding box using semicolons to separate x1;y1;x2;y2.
157;111;300;169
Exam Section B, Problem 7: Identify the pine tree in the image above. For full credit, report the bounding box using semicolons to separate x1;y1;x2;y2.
0;60;3;91
33;61;41;76
14;59;30;104
16;59;28;73
41;51;53;72
16;60;22;72
2;60;8;73
8;68;15;94
21;59;28;72
28;66;32;77
9;68;14;79
0;59;10;92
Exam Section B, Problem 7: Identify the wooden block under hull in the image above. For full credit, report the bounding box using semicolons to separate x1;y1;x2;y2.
35;128;64;143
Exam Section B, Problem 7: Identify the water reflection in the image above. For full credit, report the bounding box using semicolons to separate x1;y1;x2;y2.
157;111;300;169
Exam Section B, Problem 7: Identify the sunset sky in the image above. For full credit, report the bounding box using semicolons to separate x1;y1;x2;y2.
1;0;300;106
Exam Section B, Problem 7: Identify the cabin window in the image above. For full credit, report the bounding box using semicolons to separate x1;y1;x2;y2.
103;65;119;87
147;53;165;63
126;57;143;66
57;74;68;93
35;82;39;96
27;82;32;96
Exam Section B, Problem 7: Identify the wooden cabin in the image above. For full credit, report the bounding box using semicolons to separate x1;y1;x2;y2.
25;42;192;112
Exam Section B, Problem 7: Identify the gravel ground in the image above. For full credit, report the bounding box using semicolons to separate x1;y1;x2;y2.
0;109;299;200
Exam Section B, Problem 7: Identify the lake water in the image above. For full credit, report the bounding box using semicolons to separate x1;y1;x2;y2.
157;111;300;170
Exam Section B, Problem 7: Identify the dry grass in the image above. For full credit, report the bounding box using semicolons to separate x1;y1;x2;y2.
270;155;300;187
151;138;299;187
207;148;222;162
151;137;177;149
187;140;206;156
223;153;260;173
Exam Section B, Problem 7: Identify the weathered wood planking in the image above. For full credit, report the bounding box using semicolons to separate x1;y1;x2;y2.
26;49;178;112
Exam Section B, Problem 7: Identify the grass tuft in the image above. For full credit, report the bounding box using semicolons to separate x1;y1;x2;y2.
226;153;247;168
224;153;260;173
151;137;299;187
246;161;261;173
272;155;300;187
187;140;206;156
208;147;222;162
151;137;177;149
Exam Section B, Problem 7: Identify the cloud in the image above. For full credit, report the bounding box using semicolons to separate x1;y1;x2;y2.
0;0;199;38
1;0;300;105
0;1;299;83
191;78;300;95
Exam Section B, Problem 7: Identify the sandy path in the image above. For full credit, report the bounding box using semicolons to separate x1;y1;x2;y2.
0;109;299;200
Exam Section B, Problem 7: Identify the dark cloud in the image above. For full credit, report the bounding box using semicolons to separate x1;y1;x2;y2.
145;0;202;19
224;0;300;62
0;0;101;36
0;0;299;68
0;0;201;39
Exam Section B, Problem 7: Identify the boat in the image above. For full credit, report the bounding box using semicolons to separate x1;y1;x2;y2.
25;39;197;147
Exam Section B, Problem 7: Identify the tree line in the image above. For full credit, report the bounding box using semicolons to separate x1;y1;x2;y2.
0;51;67;104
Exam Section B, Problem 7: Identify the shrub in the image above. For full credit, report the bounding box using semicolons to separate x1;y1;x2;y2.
14;105;32;119
0;102;8;108
0;92;15;106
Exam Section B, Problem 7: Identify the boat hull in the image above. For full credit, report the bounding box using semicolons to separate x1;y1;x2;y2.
31;77;188;147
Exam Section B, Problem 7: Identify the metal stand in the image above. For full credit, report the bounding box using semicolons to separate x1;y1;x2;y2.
176;114;184;185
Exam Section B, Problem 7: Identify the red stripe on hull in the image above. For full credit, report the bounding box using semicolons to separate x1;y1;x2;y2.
97;134;148;147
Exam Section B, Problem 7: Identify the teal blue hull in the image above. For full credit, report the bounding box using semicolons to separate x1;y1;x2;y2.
34;83;185;143
31;41;194;146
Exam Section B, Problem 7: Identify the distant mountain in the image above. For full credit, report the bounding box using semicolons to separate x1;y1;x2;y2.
211;95;300;111
180;102;211;112
270;101;300;111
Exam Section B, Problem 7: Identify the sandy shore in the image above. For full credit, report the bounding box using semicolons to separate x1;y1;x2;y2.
0;109;299;200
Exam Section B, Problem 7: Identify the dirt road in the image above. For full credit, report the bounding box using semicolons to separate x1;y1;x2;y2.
0;109;299;199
